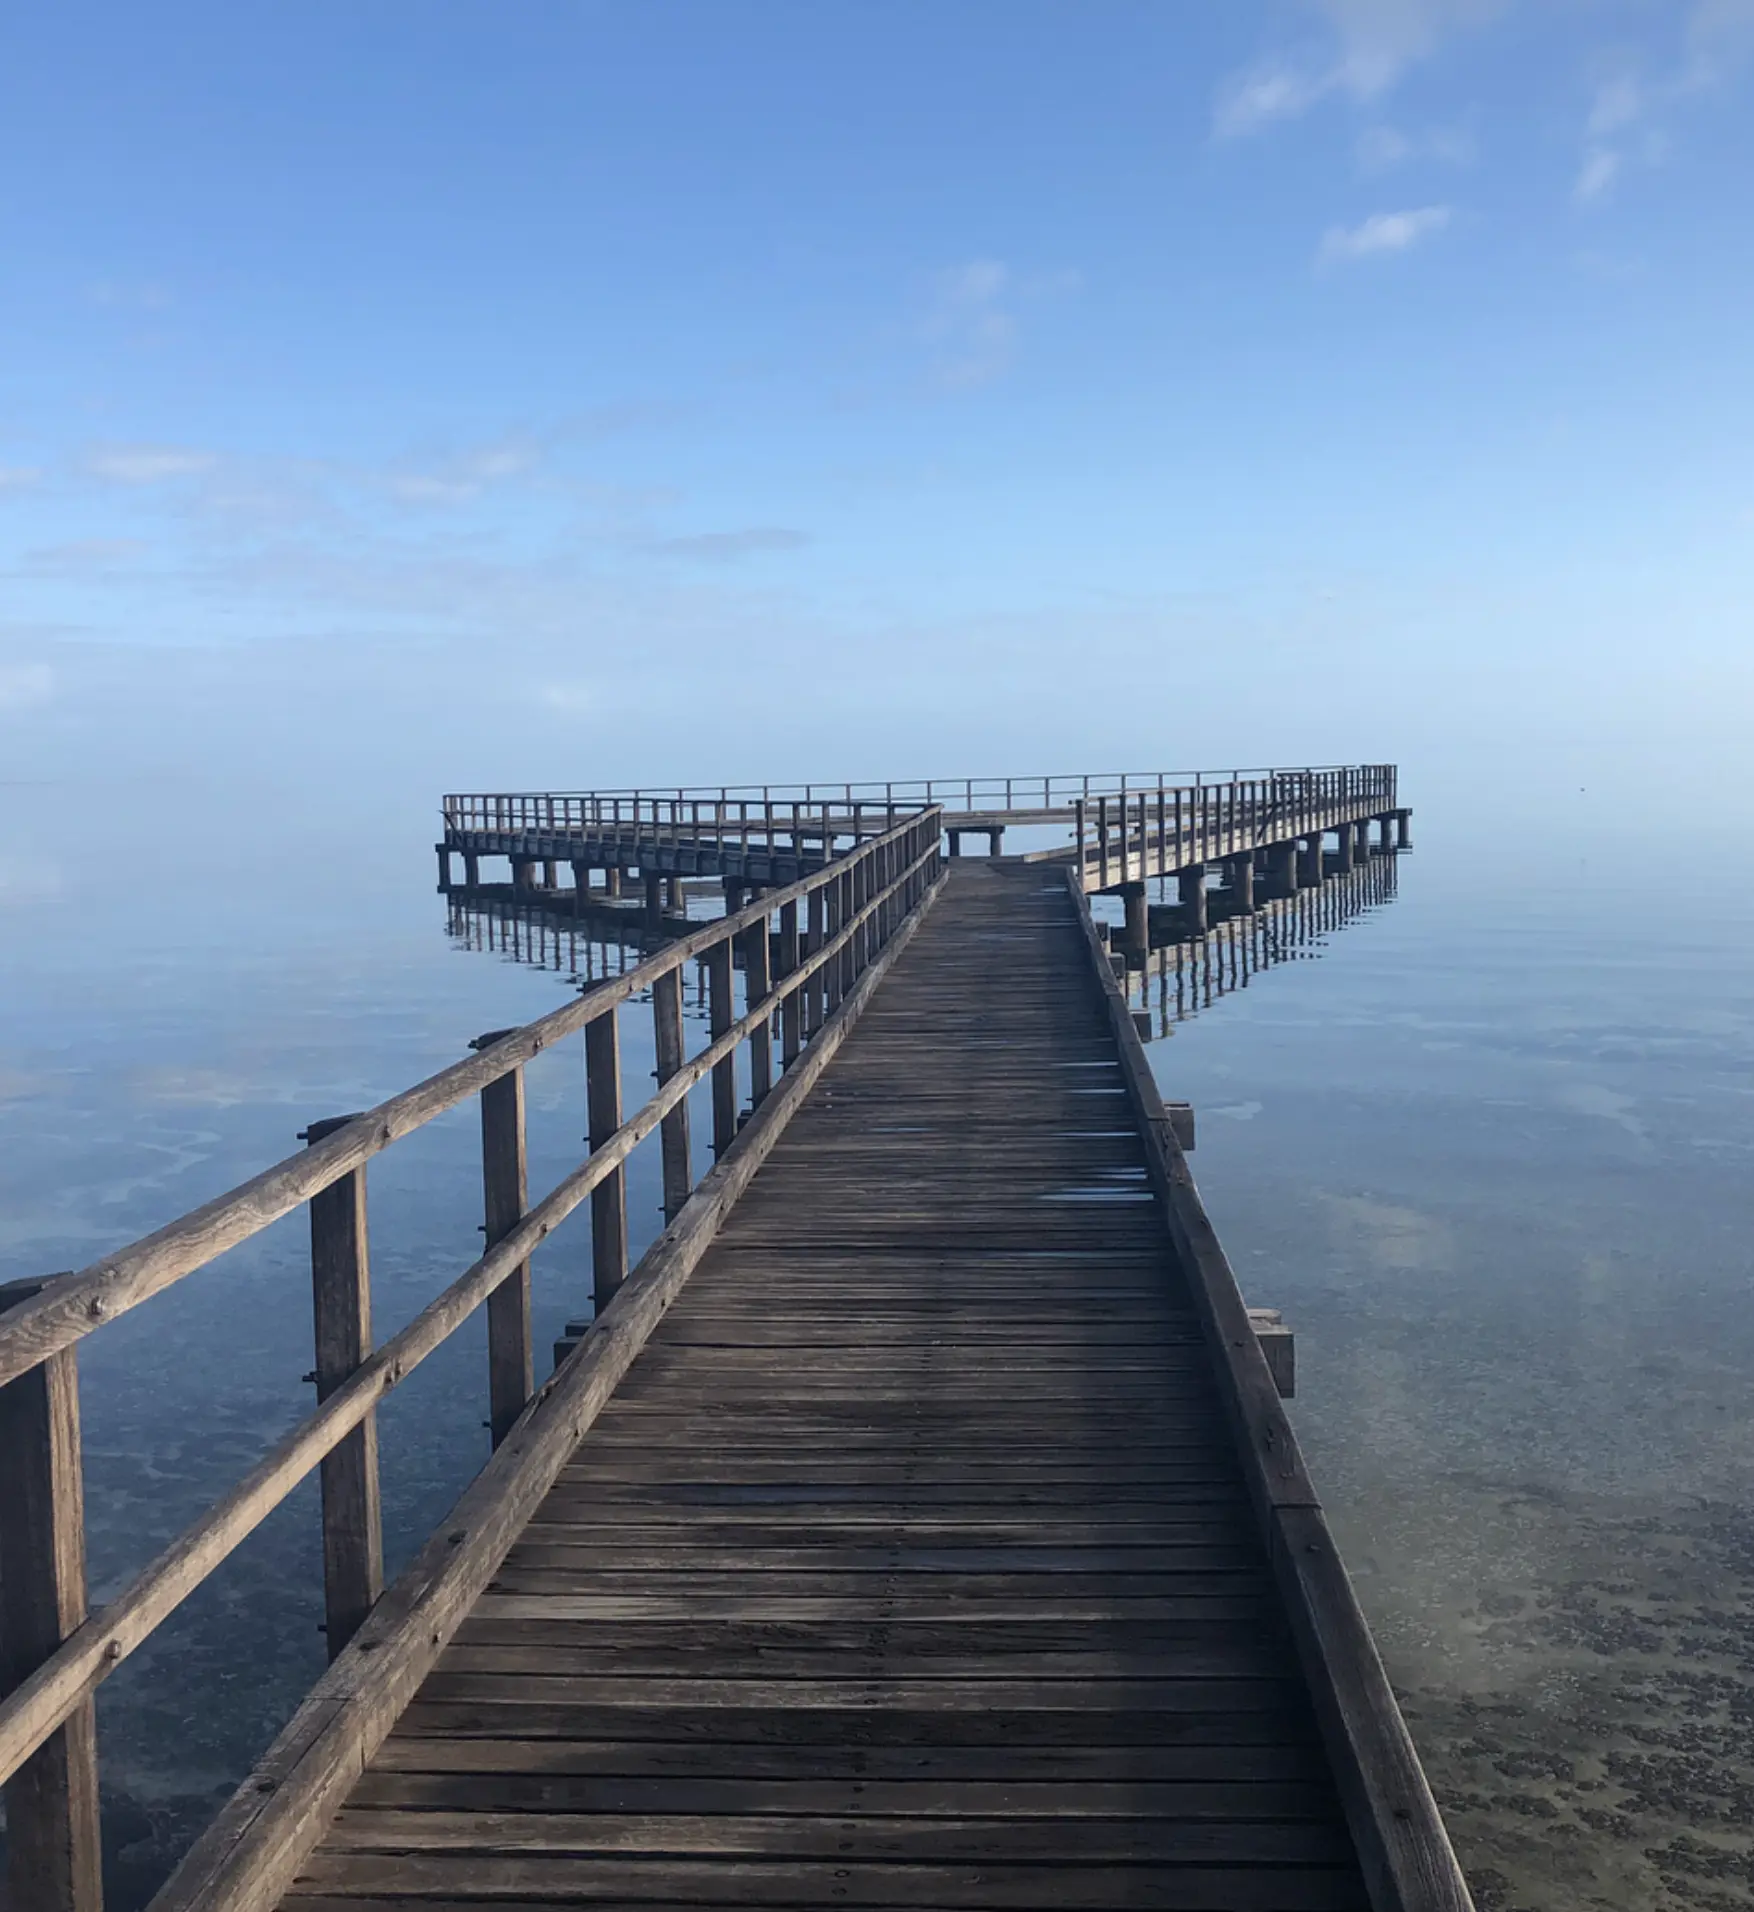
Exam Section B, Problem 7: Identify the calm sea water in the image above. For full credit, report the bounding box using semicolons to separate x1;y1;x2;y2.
2;779;1750;1912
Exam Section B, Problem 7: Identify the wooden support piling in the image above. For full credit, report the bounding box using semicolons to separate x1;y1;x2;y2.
0;1280;102;1912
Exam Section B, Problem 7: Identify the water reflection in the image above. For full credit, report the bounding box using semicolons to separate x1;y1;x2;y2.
1113;850;1401;1039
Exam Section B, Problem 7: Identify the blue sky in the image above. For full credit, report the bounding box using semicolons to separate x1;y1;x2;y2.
2;1;1751;821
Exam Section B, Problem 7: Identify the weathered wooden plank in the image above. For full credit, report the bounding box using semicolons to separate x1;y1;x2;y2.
283;1857;1370;1909
146;870;951;1912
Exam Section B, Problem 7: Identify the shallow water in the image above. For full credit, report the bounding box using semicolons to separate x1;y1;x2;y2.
1;783;1750;1910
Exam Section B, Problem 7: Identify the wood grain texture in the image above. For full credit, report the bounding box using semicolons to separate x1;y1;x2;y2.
247;865;1418;1912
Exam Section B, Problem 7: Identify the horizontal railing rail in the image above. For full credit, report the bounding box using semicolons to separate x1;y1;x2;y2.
440;763;1399;831
0;810;944;1912
1073;766;1400;890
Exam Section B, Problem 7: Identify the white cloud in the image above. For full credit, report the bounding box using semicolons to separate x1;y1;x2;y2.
0;465;42;494
651;528;809;562
539;682;594;714
924;257;1037;389
1216;0;1509;138
1575;146;1621;202
0;663;54;711
88;445;216;483
1356;120;1476;171
1215;64;1333;138
1576;5;1754;207
26;539;147;574
1686;0;1754;86
1318;204;1453;263
384;438;540;505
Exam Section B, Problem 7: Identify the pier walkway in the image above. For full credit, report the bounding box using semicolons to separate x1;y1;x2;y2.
0;791;1469;1912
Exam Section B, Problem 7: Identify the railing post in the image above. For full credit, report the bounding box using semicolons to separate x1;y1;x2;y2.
778;899;802;1066
1074;798;1086;882
300;1118;386;1652
806;882;828;1031
707;937;737;1154
0;1281;102;1912
1098;795;1110;888
745;909;773;1105
467;1046;534;1445
585;1009;629;1306
651;967;692;1222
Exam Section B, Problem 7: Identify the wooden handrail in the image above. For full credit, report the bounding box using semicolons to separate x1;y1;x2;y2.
0;815;943;1817
0;814;939;1391
439;764;1399;825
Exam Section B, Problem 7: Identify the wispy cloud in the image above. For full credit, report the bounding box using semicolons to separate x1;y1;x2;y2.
1577;2;1754;204
24;539;148;575
90;280;173;311
1216;0;1509;138
651;527;809;563
0;663;54;712
88;445;216;484
925;258;1018;389
0;465;42;494
383;437;540;505
1356;120;1476;172
1318;204;1452;264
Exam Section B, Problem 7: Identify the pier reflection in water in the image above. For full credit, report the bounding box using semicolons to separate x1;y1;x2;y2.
1095;847;1401;1038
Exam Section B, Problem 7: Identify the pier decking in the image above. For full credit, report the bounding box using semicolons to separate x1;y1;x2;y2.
0;776;1468;1912
286;862;1378;1909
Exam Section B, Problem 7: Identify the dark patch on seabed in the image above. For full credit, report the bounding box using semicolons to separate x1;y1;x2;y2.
1377;1498;1754;1911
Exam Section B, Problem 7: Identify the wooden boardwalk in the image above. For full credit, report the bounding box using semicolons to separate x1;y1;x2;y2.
1;797;1467;1912
281;864;1376;1911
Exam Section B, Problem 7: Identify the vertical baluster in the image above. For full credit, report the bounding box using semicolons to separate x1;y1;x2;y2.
464;1047;534;1444
807;882;828;1031
778;899;802;1065
0;1282;103;1912
652;967;692;1222
586;1011;628;1306
745;907;773;1104
707;937;737;1154
1098;795;1110;888
300;1119;386;1647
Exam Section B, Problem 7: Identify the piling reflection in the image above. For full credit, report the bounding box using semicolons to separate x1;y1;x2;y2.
1116;850;1400;1039
444;889;713;1006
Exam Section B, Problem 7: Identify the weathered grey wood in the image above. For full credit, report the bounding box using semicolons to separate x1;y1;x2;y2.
0;835;945;1796
1065;867;1471;1911
777;899;801;1067
649;968;692;1222
0;815;939;1390
304;1121;385;1652
474;1059;534;1449
584;1013;628;1306
0;1280;102;1912
145;867;949;1912
705;939;736;1158
743;913;772;1106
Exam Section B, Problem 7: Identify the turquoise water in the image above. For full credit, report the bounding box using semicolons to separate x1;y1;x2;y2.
2;783;1750;1910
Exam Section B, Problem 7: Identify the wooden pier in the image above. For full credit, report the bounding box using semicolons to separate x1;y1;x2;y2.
0;776;1469;1912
